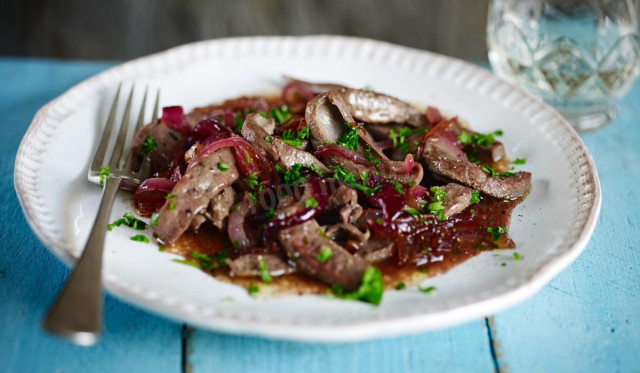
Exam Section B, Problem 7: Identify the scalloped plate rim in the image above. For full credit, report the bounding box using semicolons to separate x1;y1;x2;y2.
13;35;601;342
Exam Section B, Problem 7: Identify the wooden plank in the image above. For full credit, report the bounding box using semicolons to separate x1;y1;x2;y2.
0;0;490;61
490;83;640;372
0;59;182;373
187;321;496;372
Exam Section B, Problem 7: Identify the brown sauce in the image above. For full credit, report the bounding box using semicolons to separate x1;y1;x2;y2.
165;195;523;296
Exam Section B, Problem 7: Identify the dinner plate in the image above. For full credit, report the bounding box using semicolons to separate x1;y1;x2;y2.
14;36;600;342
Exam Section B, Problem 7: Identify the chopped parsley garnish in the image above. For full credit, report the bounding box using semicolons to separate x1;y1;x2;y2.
130;234;149;243
248;191;259;205
391;127;428;154
188;249;229;271
107;212;147;231
270;105;293;123
395;282;406;290
168;200;176;211
172;259;201;268
248;284;260;296
481;165;515;179
245;172;260;190
428;186;447;221
513;252;522;261
264;136;273;144
337;122;360;151
481;165;499;177
158;246;165;252
140;135;157;155
364;147;381;167
98;167;109;187
307;163;325;177
487;226;508;241
316;246;333;263
233;111;244;133
457;130;473;145
513;158;527;165
458;129;503;147
265;208;275;220
165;193;176;199
501;262;507;267
276;164;307;186
150;212;159;227
330;165;382;197
391;181;404;195
258;257;272;283
168;131;178;141
404;207;421;217
418;285;437;294
470;191;480;204
332;266;384;305
304;197;319;208
218;162;229;171
281;126;309;147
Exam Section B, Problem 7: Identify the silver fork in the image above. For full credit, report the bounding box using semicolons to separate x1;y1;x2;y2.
42;85;156;346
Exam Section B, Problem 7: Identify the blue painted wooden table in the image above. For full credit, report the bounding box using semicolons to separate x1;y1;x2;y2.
1;58;638;372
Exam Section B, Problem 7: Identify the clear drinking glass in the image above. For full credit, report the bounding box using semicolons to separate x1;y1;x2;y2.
487;0;640;131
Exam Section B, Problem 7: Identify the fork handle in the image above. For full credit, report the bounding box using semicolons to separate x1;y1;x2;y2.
42;177;122;346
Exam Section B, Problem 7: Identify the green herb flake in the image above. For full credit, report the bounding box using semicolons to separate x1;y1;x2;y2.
501;262;507;267
330;165;382;197
265;208;276;220
150;212;160;227
245;172;260;190
218;162;229;171
316;246;333;263
428;186;447;221
418;285;437;294
107;212;147;231
168;131;179;141
168;200;176;211
470;191;480;204
390;129;398;149
513;158;527;165
513;252;522;261
487;226;508;241
364;146;381;167
172;259;201;268
258;257;273;283
270;105;293;123
395;282;406;290
165;193;176;199
98;167;110;187
337;122;360;151
333;266;384;305
248;284;260;296
277;163;307;186
281;126;310;147
130;234;149;243
391;181;404;195
404;207;421;217
264;135;273;144
458;130;472;145
304;197;319;209
158;246;165;252
140;135;158;155
233;111;244;133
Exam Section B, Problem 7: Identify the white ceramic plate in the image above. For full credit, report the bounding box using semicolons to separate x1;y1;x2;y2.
14;36;600;342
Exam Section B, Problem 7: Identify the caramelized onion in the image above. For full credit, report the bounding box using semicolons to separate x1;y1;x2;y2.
134;178;176;216
160;106;191;134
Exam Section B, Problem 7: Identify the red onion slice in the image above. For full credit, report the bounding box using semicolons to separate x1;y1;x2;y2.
161;106;191;134
314;144;375;167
